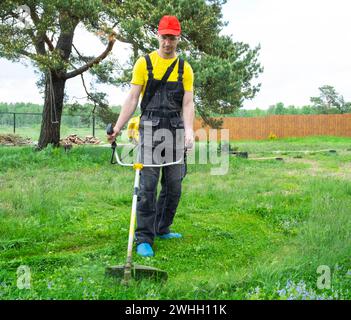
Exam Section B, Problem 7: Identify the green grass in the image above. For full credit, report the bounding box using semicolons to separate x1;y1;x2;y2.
1;136;351;300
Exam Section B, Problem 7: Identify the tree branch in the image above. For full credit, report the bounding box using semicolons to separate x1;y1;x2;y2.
80;73;99;115
26;5;51;54
115;33;130;44
43;34;54;51
66;58;104;114
72;43;89;63
64;33;116;80
18;49;36;59
31;8;54;51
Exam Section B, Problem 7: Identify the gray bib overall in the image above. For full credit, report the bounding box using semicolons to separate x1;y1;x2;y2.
136;54;187;244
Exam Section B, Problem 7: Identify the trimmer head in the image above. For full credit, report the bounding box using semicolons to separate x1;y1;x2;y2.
105;264;168;283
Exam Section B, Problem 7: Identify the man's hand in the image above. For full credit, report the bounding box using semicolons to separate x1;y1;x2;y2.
107;125;121;143
185;129;194;151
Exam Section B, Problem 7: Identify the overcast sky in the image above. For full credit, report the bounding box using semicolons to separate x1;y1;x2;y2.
0;0;350;109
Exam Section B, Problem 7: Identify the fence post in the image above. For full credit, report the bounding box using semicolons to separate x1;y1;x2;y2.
92;114;95;137
13;113;16;134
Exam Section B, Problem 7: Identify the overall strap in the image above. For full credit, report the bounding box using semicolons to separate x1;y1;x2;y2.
161;58;179;84
140;57;179;114
144;54;153;79
177;58;184;82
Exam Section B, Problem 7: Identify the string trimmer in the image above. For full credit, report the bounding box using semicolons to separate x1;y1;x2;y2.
105;123;183;285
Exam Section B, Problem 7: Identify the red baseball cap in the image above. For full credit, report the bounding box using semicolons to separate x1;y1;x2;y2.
158;15;181;36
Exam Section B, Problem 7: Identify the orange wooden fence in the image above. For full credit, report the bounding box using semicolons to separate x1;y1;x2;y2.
194;114;351;140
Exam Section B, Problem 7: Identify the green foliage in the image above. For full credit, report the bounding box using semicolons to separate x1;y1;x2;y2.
310;85;351;114
190;40;262;126
266;102;317;116
0;102;43;113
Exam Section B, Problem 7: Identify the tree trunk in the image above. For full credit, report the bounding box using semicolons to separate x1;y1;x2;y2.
37;71;66;149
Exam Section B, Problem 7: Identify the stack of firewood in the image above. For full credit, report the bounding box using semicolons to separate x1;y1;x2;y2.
60;134;101;146
83;135;101;144
60;134;84;145
0;134;32;146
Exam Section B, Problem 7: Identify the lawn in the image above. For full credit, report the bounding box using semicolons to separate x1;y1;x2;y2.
0;136;351;300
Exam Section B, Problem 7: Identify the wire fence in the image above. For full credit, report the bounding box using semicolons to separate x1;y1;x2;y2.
0;112;106;141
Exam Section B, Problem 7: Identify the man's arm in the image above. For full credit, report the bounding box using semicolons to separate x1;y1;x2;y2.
107;84;143;142
182;90;195;150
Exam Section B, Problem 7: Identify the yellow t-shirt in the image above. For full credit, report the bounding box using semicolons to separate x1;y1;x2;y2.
131;50;194;96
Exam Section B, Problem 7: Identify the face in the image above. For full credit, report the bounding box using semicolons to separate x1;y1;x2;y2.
158;34;180;55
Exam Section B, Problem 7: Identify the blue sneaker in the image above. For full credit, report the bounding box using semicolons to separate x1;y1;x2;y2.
158;233;182;239
136;243;154;257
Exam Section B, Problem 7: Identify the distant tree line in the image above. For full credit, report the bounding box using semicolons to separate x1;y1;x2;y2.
0;102;121;114
210;85;351;117
0;102;43;113
0;102;121;128
1;85;350;121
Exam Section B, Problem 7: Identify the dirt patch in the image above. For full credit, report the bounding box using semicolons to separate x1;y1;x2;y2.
285;158;351;180
0;134;32;146
327;162;351;180
285;158;321;175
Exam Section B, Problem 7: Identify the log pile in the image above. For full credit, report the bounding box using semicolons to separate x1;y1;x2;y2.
84;135;101;145
0;134;32;146
60;134;101;146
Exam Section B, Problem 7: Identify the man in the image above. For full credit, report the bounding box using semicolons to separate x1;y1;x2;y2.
107;15;195;257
